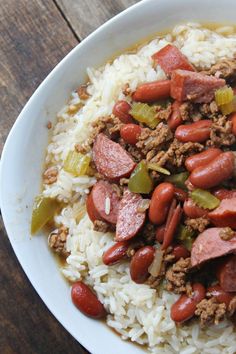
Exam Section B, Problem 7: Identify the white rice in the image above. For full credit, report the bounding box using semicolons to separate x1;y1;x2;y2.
44;23;236;353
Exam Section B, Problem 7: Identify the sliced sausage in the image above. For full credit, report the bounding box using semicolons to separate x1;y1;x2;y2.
191;227;236;267
132;80;171;103
213;189;236;201
216;255;236;292
152;44;195;75
175;120;212;143
86;181;120;224
183;199;208;219
115;189;146;241
208;198;236;229
93;133;136;181
189;152;235;189
170;69;225;103
185;148;222;172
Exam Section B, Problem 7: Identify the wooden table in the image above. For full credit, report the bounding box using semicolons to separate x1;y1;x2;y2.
0;1;139;353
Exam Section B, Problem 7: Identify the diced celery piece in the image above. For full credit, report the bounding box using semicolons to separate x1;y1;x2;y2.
64;151;90;176
31;195;59;234
166;172;189;189
130;102;160;128
215;86;233;106
128;161;153;194
147;163;170;175
191;189;220;210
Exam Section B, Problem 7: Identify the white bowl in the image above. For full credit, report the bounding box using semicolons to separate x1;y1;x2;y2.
1;0;236;353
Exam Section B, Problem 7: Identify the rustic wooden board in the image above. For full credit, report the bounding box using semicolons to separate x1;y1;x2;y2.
0;0;87;353
55;0;140;39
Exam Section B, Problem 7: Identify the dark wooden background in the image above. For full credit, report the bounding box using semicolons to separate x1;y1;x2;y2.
0;1;139;353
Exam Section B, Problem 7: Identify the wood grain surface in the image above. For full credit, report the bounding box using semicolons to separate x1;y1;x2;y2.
0;0;138;353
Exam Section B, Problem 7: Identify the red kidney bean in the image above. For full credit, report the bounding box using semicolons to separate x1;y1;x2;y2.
168;100;183;131
175;120;212;143
183;198;208;218
171;283;206;323
120;124;142;145
71;281;106;319
156;225;165;243
162;200;182;250
230;112;236;136
102;241;129;265
149;182;175;225
192;283;206;303
172;245;190;261
132;80;171;103
213;188;236;200
189;151;235;189
130;246;155;284
207;284;235;308
112;100;133;123
185;148;222;172
174;187;188;202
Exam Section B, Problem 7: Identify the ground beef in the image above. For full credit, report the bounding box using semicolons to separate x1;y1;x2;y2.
136;123;173;161
152;138;204;168
219;227;235;241
43;166;58;185
146;247;176;289
165;257;192;293
195;297;226;326
77;84;90;100
92;115;124;139
48;226;69;256
199;100;219;118
47;121;52;129
155;104;172;121
126;240;146;258
126;144;144;162
122;83;131;96
179;102;202;122
207;115;235;147
93;220;111;233
202;58;236;80
185;217;210;233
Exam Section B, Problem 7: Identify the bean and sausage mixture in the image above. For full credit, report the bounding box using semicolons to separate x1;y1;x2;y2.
36;44;236;324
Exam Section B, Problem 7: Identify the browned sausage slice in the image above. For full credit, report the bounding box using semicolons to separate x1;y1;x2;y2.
86;181;120;224
152;44;195;75
217;255;236;292
208;198;236;229
115;189;146;241
171;69;225;103
93;133;136;181
191;228;236;267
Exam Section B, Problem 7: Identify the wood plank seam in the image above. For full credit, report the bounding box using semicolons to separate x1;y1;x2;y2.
53;0;81;41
